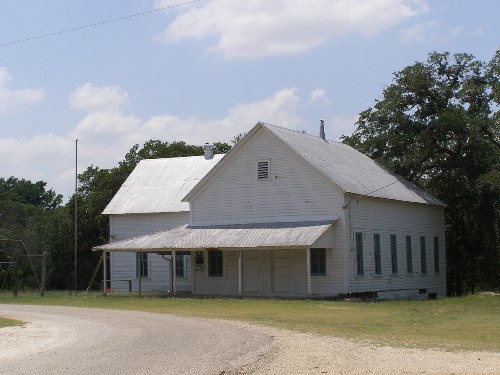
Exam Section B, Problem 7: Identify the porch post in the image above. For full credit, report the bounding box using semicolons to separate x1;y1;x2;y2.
306;248;311;297
238;250;242;296
103;250;107;296
172;251;177;294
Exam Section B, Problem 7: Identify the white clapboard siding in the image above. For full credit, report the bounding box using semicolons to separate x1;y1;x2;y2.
193;249;344;297
110;212;192;292
344;195;446;298
191;127;345;226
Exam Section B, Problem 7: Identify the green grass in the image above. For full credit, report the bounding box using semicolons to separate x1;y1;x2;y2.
0;291;498;351
0;316;25;328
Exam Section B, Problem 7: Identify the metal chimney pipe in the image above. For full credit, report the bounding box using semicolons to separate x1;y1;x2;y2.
204;143;214;159
320;119;325;140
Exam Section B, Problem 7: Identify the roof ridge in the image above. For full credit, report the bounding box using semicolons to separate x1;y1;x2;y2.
260;121;340;143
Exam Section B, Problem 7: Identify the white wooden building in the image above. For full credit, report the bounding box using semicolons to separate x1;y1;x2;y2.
102;152;224;292
97;123;446;299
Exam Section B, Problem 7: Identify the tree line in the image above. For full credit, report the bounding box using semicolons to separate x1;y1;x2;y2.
0;49;498;295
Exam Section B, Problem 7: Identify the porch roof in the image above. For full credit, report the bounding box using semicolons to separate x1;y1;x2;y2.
94;219;337;252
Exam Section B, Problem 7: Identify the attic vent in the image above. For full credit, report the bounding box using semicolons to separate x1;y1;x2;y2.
257;160;270;180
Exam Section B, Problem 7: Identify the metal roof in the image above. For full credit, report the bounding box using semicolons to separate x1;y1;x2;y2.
264;124;445;206
102;154;224;215
94;219;337;252
185;123;444;206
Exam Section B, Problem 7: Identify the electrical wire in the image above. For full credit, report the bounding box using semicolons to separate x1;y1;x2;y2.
0;0;202;48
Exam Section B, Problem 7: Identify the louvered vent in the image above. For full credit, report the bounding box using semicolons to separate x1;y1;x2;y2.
257;161;270;179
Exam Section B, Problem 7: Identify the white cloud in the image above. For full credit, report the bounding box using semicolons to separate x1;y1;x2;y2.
0;84;306;199
0;67;45;114
309;89;328;104
156;0;428;59
400;21;438;43
69;83;128;111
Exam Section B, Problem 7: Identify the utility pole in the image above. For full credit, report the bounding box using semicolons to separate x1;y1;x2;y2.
74;139;78;295
41;251;47;297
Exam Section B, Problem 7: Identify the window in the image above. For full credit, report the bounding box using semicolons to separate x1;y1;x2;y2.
355;232;364;276
175;255;185;278
390;234;398;274
208;250;223;277
310;248;326;275
257;160;270;179
406;235;413;274
373;233;382;275
434;236;440;273
136;252;148;278
420;236;427;274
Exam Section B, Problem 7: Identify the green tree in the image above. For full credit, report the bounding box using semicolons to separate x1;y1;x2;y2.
0;177;62;210
343;50;499;295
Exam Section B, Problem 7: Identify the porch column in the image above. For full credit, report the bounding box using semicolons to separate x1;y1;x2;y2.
306;248;311;297
238;250;242;295
103;250;107;296
172;251;177;294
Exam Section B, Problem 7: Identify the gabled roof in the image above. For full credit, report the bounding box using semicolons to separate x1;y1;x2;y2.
184;123;445;206
94;219;337;252
102;154;224;215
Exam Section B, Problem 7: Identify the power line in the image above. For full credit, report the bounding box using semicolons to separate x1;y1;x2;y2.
0;0;202;48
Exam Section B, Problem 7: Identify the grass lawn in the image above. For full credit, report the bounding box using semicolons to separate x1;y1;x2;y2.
0;316;25;328
0;292;498;351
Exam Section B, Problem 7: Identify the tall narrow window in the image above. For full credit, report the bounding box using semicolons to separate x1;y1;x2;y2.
390;234;398;274
406;235;413;274
136;252;148;278
373;233;382;275
355;232;364;276
434;236;440;273
257;160;270;179
208;250;223;277
420;236;427;274
175;255;185;278
310;248;326;275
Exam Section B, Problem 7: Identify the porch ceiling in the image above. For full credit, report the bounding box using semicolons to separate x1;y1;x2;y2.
94;218;338;252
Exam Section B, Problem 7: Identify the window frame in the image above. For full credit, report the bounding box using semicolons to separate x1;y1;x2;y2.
208;249;224;277
310;248;327;276
175;254;186;279
433;236;440;273
355;232;364;276
390;234;398;274
420;236;427;274
136;252;149;279
406;235;413;274
373;233;382;276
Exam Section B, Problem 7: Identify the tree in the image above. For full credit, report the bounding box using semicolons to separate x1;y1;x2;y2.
343;50;499;295
0;177;62;210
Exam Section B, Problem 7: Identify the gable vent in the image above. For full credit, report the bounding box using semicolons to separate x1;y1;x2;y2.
257;160;270;180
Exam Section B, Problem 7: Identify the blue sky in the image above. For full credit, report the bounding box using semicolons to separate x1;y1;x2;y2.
0;0;498;199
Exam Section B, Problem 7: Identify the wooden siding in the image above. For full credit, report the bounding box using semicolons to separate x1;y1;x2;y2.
344;195;446;298
193;248;344;297
110;212;192;292
191;127;345;225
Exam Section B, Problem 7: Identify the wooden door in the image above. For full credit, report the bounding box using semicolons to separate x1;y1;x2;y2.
271;250;291;293
242;251;261;293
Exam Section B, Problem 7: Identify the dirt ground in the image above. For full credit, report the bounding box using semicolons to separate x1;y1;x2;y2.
1;305;499;375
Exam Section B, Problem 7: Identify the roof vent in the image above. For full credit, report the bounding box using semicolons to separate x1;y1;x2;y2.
257;160;270;180
320;119;326;140
204;143;214;160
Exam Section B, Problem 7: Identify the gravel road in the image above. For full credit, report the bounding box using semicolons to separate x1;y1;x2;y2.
1;304;499;375
0;305;272;375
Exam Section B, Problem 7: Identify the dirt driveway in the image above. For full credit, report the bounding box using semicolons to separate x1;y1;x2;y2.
0;305;271;375
1;304;499;375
